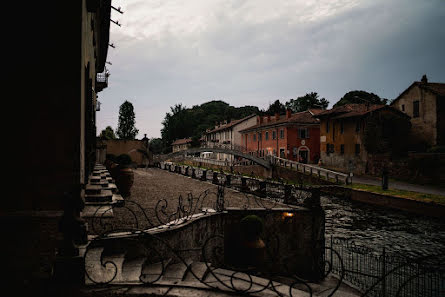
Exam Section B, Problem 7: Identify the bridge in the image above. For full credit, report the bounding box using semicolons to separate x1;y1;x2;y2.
154;143;272;169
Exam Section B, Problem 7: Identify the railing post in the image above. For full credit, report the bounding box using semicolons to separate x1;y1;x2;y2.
185;166;189;176
259;181;266;197
192;168;196;179
201;170;207;181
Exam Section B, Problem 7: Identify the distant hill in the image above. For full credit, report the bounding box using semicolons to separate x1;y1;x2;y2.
161;100;259;150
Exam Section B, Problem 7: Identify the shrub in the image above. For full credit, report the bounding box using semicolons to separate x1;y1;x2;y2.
116;154;132;166
240;215;264;240
106;154;117;162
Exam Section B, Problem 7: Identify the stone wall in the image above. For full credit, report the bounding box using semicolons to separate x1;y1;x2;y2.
98;139;151;166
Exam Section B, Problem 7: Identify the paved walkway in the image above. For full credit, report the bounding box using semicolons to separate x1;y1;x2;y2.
350;174;445;196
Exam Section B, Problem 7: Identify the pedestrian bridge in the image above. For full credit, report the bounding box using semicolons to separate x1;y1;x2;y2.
154;143;272;169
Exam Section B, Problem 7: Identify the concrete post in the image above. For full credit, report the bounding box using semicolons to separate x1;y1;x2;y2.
225;174;231;187
241;177;248;192
185;166;189;176
201;170;207;181
192;168;196;179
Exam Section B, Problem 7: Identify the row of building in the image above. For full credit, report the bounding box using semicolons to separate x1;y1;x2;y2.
172;76;444;174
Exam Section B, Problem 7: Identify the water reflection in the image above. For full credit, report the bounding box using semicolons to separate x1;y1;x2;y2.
321;196;445;257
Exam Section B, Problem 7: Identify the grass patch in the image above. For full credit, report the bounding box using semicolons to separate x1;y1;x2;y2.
346;184;445;205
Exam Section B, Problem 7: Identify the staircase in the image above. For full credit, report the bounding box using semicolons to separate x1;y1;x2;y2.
81;164;124;218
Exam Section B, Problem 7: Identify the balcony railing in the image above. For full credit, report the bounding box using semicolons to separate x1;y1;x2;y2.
96;71;109;92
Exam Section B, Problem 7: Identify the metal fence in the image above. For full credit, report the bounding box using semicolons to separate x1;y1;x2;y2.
327;237;445;297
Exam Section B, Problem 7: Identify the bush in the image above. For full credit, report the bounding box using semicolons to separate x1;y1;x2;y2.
106;154;117;162
116;154;132;166
240;215;264;240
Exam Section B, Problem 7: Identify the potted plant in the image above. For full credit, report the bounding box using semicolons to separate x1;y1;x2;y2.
239;215;266;267
104;154;117;171
115;154;134;197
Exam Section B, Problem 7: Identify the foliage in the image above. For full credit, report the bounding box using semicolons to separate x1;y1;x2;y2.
161;100;259;150
240;215;264;240
262;99;286;115
285;92;329;112
149;138;164;154
363;112;411;157
116;153;132;165
116;101;139;140
105;154;117;162
99;126;116;140
334;90;388;107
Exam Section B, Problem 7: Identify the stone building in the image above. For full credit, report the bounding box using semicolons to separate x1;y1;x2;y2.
240;110;321;163
3;0;112;292
315;104;410;174
172;138;193;152
390;75;445;147
204;115;257;162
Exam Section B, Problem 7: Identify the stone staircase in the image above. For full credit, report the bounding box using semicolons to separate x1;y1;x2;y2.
81;164;124;218
82;235;308;297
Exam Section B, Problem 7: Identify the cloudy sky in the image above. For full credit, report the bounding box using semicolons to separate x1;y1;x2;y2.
97;0;445;139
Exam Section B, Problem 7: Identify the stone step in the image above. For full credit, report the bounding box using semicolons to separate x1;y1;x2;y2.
85;190;113;203
81;205;113;218
85;184;103;195
84;193;123;206
121;256;147;282
162;259;193;281
140;258;172;283
183;261;212;282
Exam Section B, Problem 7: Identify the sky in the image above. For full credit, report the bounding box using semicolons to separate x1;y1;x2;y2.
97;0;445;139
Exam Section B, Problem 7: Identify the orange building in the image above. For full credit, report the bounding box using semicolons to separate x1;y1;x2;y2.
314;104;410;174
240;110;321;163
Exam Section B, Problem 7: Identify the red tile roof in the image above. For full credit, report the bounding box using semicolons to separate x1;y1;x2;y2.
392;81;445;105
206;114;256;134
239;110;319;133
315;104;409;119
171;138;192;146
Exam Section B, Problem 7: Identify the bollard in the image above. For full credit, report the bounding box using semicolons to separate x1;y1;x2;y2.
259;181;267;197
284;184;292;204
201;170;207;181
185;166;189;176
225;174;231;187
212;172;219;184
177;166;182;175
241;177;248;192
192;168;196;179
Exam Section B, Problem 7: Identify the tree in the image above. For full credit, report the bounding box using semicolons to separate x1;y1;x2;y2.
263;100;286;115
149;138;164;154
99;126;116;140
285;92;329;112
116;100;139;139
334;90;388;107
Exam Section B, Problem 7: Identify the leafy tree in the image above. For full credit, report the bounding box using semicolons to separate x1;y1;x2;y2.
334;90;388;107
263;100;286;115
99;126;116;140
116;100;139;139
364;112;411;157
149;138;164;154
285;92;329;112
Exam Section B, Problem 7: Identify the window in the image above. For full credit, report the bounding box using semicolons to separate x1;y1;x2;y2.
299;128;308;139
272;130;276;139
258;132;262;141
326;121;330;133
326;143;334;155
340;144;344;154
413;101;420;118
253;134;256;141
355;120;360;132
340;121;344;134
265;131;269;140
355;144;361;155
401;104;405;112
280;129;284;139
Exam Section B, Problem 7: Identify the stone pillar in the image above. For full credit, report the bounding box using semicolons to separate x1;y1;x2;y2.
213;172;219;184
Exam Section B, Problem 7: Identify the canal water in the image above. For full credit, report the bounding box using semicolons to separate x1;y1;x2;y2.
321;195;445;257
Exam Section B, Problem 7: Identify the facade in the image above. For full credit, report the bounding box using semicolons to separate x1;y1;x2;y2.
172;138;193;152
391;75;445;147
204;115;257;162
4;0;112;291
97;139;152;166
315;104;410;174
240;110;321;164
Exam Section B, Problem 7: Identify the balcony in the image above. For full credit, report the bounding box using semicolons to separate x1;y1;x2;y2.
96;70;109;92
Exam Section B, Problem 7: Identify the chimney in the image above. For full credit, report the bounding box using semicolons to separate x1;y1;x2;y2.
275;113;280;121
421;74;428;84
286;109;291;119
